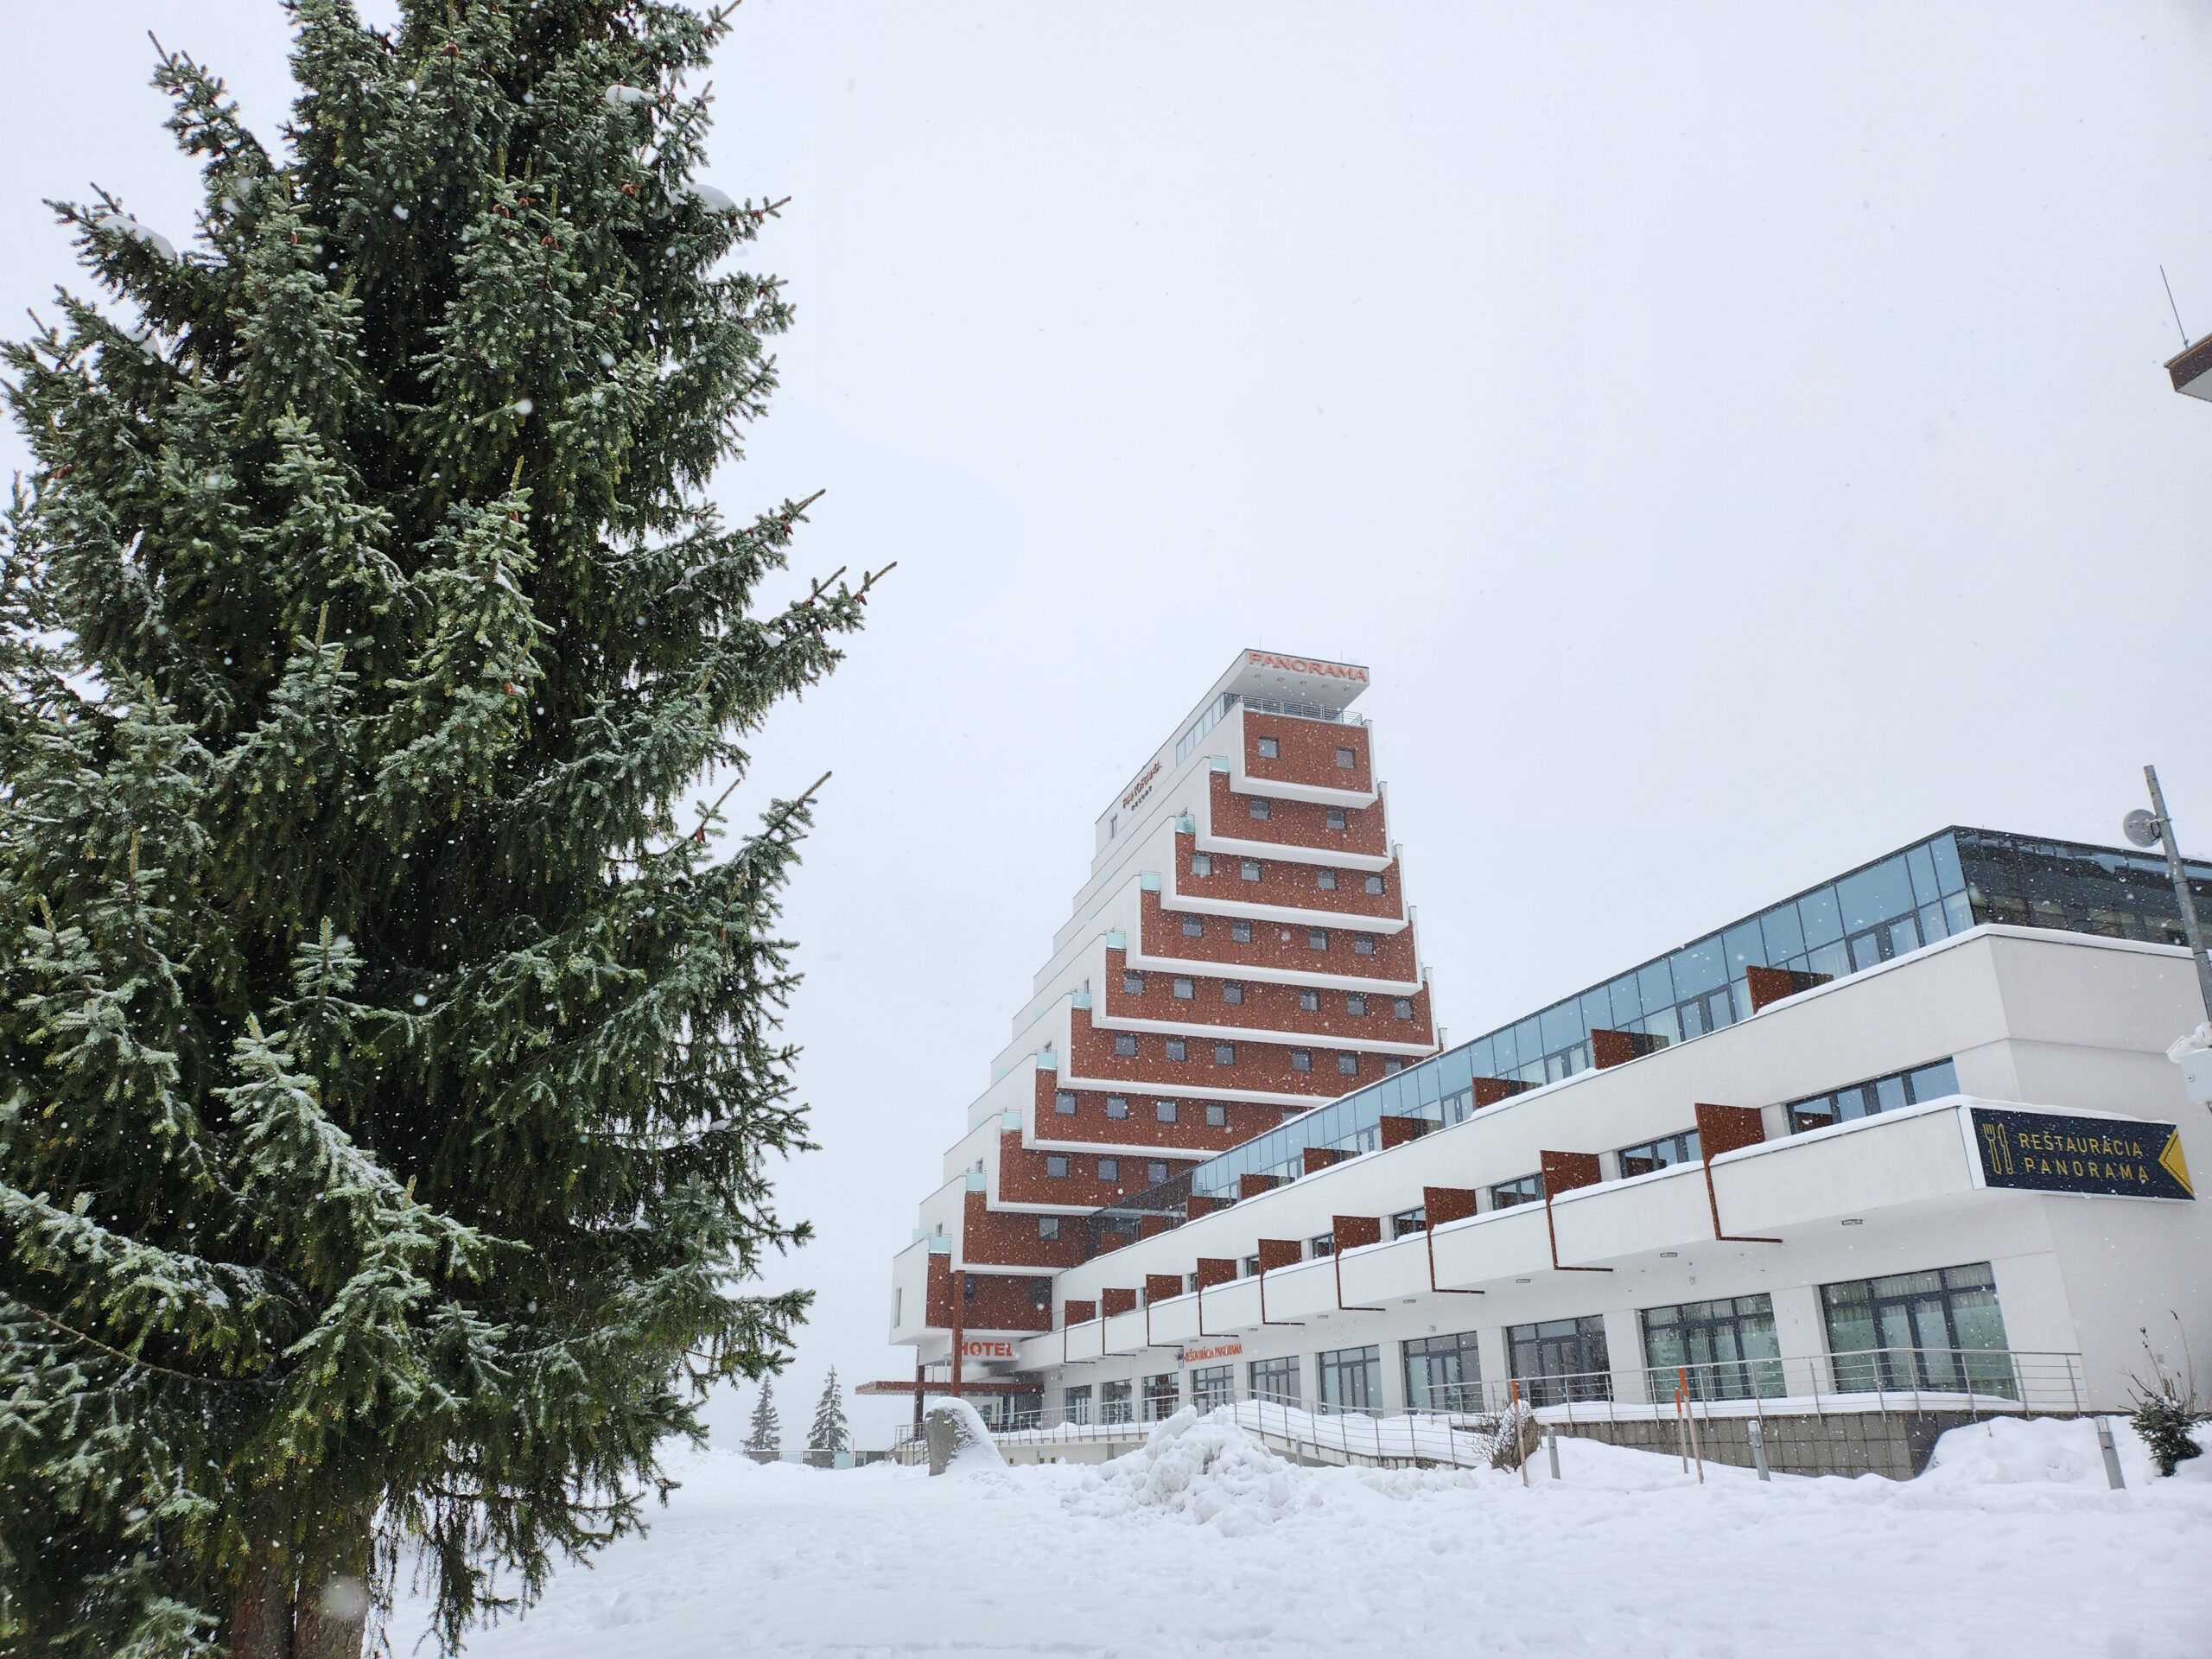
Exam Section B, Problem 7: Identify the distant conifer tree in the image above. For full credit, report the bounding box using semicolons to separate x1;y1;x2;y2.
0;3;882;1655
745;1379;782;1455
808;1368;850;1455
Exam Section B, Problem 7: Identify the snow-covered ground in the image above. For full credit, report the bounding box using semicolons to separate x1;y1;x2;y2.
391;1414;2209;1658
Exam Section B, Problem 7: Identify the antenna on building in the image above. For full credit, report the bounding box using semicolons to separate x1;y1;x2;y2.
2161;266;2190;350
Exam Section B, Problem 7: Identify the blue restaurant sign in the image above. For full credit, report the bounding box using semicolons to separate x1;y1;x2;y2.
1970;1108;2194;1201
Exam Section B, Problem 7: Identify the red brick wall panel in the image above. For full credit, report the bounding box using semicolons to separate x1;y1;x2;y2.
1136;890;1418;986
1208;771;1387;859
1033;1074;1288;1154
1173;833;1400;919
998;1133;1188;1208
1103;946;1434;1048
1243;713;1373;794
1069;1005;1393;1098
960;1189;1090;1270
925;1254;1052;1332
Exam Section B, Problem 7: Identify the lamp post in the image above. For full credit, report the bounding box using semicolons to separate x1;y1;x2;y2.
2125;765;2212;1027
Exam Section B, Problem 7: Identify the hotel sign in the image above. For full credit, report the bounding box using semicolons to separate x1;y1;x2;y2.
958;1338;1020;1362
1970;1109;2194;1201
1246;652;1368;683
1121;760;1162;813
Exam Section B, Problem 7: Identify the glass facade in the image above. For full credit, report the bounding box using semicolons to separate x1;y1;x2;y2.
1084;826;2212;1248
1508;1316;1611;1407
1317;1345;1382;1412
1190;1363;1235;1411
1402;1330;1483;1414
1822;1262;2014;1398
1142;1372;1180;1421
1099;1378;1134;1424
1063;1384;1092;1426
1616;1131;1699;1178
1788;1058;1957;1134
1642;1294;1784;1401
1250;1355;1300;1408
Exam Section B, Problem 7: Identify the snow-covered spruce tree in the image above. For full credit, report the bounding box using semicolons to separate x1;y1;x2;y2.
0;5;881;1656
807;1367;849;1455
744;1377;780;1455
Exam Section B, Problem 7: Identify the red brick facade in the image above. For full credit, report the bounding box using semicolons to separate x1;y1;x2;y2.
1171;832;1402;919
1032;1073;1281;1153
1067;1005;1411;1099
1243;711;1373;795
1135;888;1420;985
1101;946;1433;1047
1206;770;1389;860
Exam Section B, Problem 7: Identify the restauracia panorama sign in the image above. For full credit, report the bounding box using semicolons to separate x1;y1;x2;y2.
1969;1108;2193;1201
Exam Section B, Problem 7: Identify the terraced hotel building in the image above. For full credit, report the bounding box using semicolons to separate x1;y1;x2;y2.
885;652;1437;1411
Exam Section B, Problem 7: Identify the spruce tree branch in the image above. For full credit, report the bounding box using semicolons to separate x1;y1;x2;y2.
12;1299;269;1389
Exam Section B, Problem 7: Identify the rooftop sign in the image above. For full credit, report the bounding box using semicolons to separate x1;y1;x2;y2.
1245;651;1368;683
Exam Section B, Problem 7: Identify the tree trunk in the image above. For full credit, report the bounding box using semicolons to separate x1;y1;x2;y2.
228;1546;292;1659
292;1504;375;1659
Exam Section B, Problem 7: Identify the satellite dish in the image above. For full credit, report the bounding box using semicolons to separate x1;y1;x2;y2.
2123;808;2163;850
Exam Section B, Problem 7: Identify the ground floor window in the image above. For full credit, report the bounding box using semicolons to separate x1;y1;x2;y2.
1190;1364;1235;1411
1507;1316;1611;1406
1249;1355;1300;1408
1063;1384;1092;1426
1142;1372;1180;1421
1316;1345;1382;1413
1100;1378;1134;1423
1402;1330;1484;1414
1642;1294;1783;1401
1821;1262;2014;1398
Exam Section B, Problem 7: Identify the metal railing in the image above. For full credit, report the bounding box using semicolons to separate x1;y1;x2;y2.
923;1346;2086;1464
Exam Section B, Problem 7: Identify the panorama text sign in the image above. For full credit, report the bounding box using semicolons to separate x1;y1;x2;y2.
1970;1108;2193;1201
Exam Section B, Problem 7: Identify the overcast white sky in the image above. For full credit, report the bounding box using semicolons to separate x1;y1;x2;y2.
7;3;2211;1446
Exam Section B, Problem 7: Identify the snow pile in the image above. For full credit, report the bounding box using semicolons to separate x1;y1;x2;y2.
1916;1413;2209;1495
919;1395;1004;1475
1066;1407;1315;1535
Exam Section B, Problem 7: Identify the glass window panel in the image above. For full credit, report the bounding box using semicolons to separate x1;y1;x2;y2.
1908;1058;1959;1101
1723;921;1766;974
1491;1028;1517;1074
1917;901;1948;944
1440;1047;1474;1096
1931;833;1966;896
1850;931;1885;972
1943;890;1973;935
1874;1074;1908;1114
1671;938;1726;997
1839;857;1915;933
1808;938;1851;980
1540;1000;1585;1055
1607;974;1644;1027
1799;887;1844;948
1641;1004;1681;1046
1907;843;1942;906
1637;958;1675;1013
1580;988;1613;1034
1887;914;1921;958
1414;1065;1442;1106
1758;905;1805;963
1513;1019;1544;1069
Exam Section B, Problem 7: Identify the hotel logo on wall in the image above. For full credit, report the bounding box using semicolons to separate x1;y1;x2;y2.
1970;1108;2193;1201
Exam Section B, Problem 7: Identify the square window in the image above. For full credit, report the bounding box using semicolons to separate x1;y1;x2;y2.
1308;929;1329;950
1166;1038;1187;1062
1039;1216;1060;1240
1223;982;1245;1006
1393;997;1414;1020
1318;868;1338;891
1147;1161;1169;1184
1123;969;1146;994
1346;994;1368;1016
1181;914;1205;938
1055;1090;1078;1116
1327;808;1347;831
1335;747;1356;769
1384;1058;1405;1076
1046;1154;1070;1179
1213;1042;1236;1065
1241;858;1262;882
1173;976;1195;1000
1300;988;1319;1013
1106;1095;1129;1120
1205;1103;1229;1127
1291;1049;1313;1072
1113;1033;1138;1058
1098;1158;1120;1180
1337;1052;1358;1076
1191;853;1212;877
1249;798;1272;821
1364;874;1386;895
1155;1099;1179;1122
1230;919;1254;944
1257;737;1280;759
1353;933;1376;957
